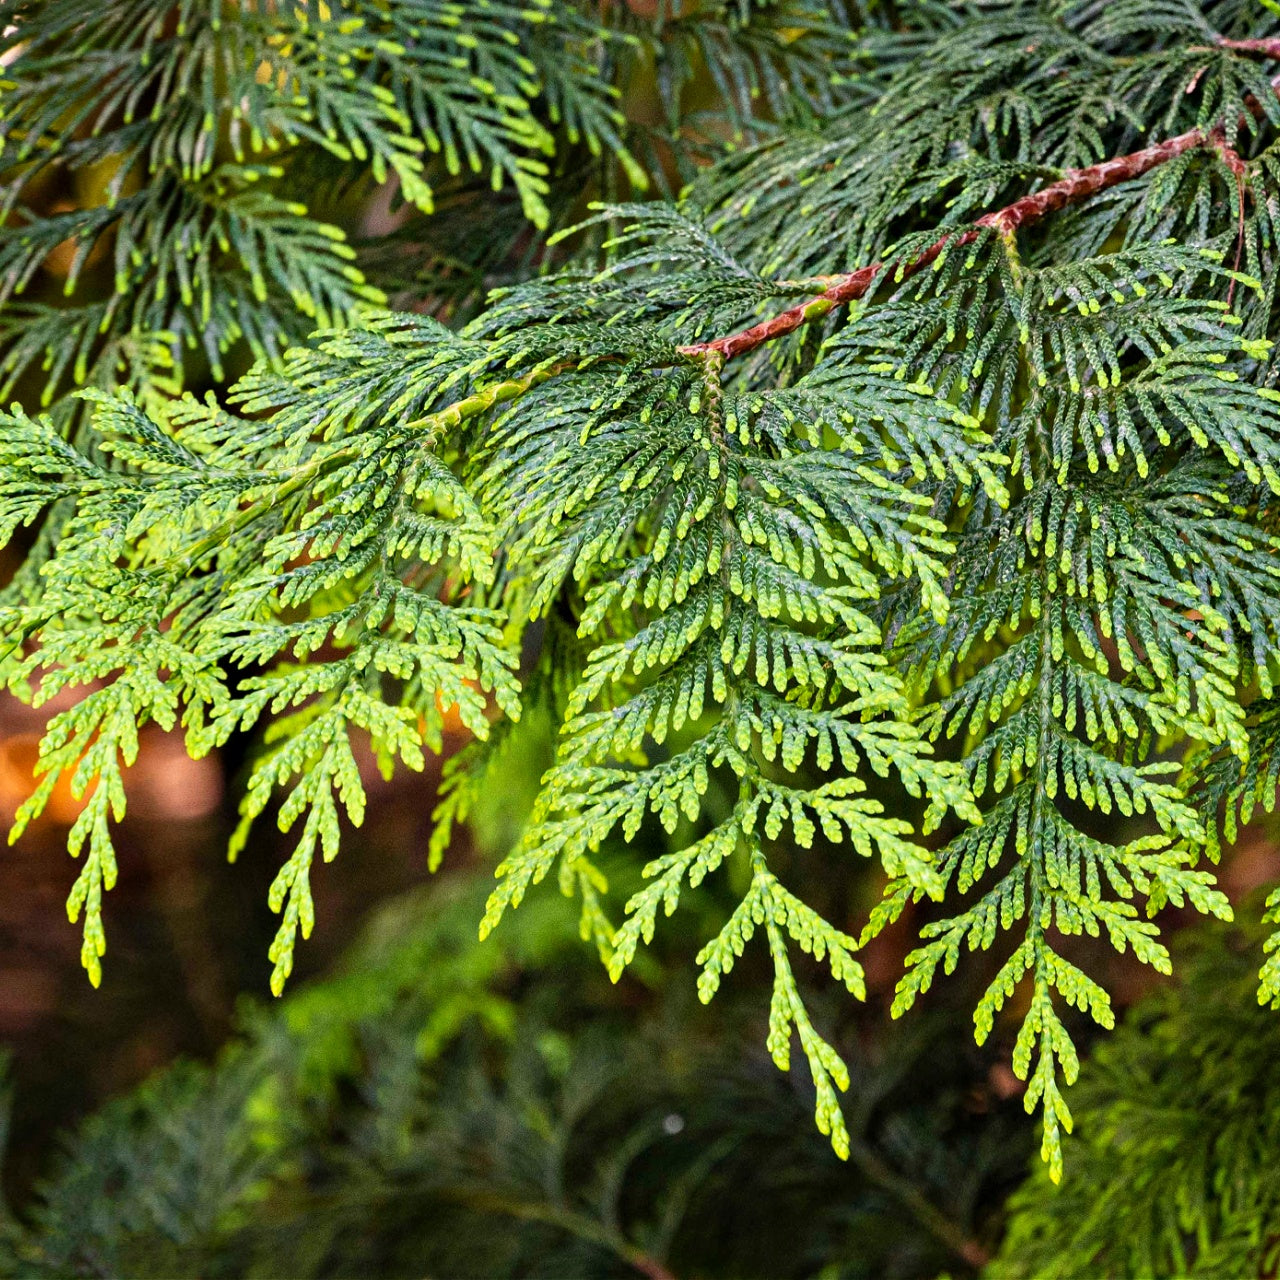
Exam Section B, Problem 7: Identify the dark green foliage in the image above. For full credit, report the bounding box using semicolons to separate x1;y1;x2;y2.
7;0;1280;1179
993;924;1280;1279
0;0;574;418
0;878;1030;1280
0;0;863;427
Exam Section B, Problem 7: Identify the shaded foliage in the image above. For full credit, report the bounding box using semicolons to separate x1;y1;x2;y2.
0;879;1030;1280
993;923;1280;1279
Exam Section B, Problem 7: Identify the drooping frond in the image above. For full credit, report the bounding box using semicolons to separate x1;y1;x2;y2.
1;315;521;989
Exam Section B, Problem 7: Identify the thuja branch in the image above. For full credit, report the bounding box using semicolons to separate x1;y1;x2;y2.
680;87;1280;364
179;364;562;570
181;77;1280;571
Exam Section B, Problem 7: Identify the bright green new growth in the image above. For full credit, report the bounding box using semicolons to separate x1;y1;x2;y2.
1;323;525;993
7;0;1280;1177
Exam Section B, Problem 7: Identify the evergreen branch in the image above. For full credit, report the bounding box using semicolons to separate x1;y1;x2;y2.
180;362;561;572
682;73;1280;363
426;1188;678;1280
844;1134;992;1271
10;1;1280;1185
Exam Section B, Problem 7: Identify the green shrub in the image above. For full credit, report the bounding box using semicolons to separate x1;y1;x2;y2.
993;924;1280;1279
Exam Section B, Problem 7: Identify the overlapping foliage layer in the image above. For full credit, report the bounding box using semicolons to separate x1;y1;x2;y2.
5;0;1280;1176
0;0;859;431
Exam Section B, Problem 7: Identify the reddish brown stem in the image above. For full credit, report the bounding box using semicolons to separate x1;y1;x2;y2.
679;74;1280;365
974;129;1208;235
678;134;1202;362
1217;37;1280;60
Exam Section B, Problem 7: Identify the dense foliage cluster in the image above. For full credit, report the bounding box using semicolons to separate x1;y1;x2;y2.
6;0;1280;1179
0;0;860;432
7;893;1274;1280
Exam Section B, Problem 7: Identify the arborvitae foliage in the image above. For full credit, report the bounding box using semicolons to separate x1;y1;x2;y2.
993;924;1280;1279
0;880;1029;1280
0;1;865;969
7;0;1280;1176
0;0;862;432
0;0;615;425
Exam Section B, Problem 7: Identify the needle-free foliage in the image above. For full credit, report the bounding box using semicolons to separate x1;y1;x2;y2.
5;0;1280;1179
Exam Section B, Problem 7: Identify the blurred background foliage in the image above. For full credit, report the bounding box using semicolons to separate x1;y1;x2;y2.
992;923;1280;1280
6;865;1280;1278
3;1;1280;1277
0;875;1034;1279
